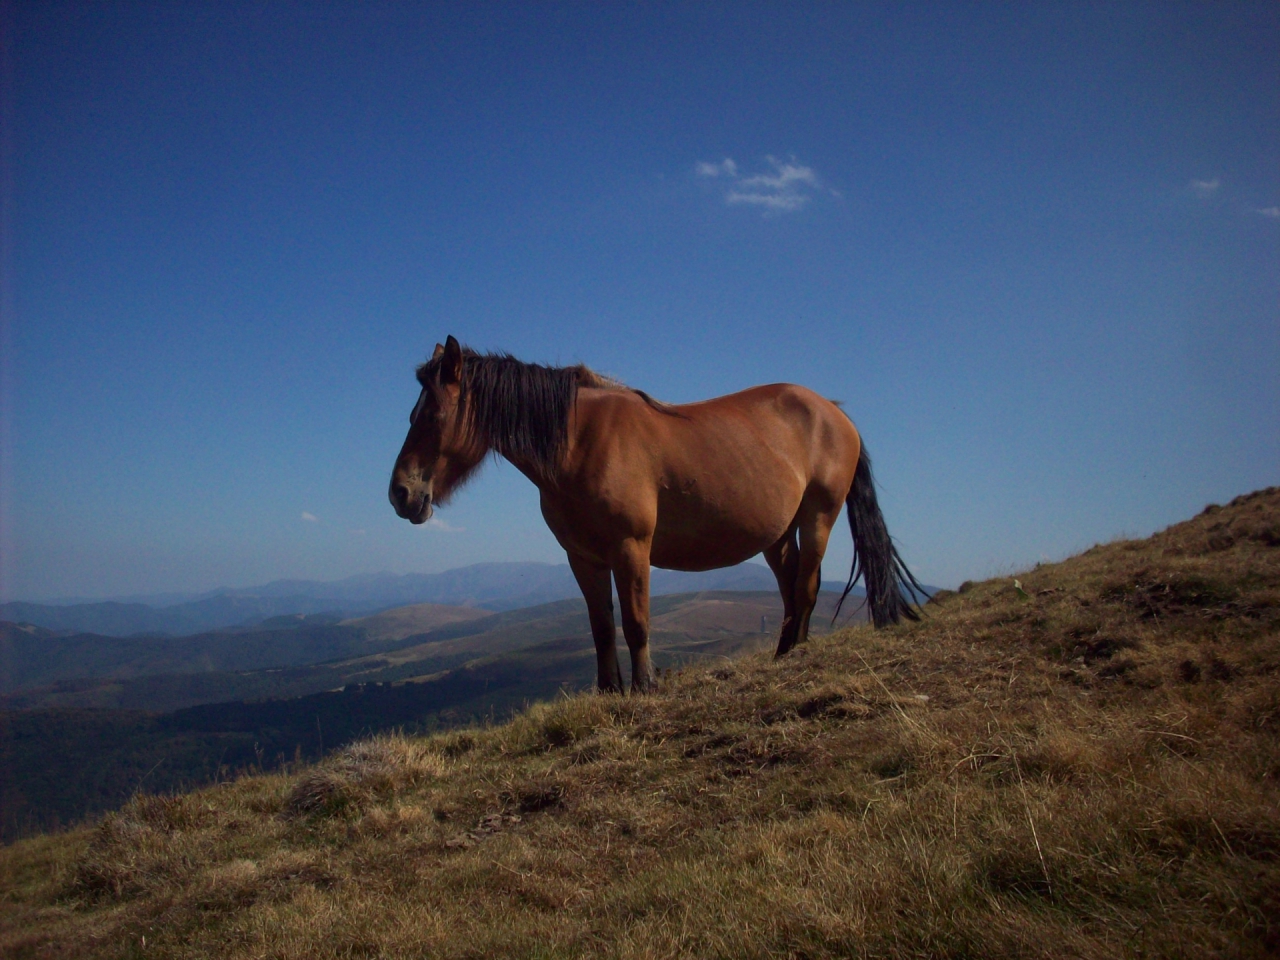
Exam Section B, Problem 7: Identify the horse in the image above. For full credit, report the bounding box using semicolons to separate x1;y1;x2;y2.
389;336;925;693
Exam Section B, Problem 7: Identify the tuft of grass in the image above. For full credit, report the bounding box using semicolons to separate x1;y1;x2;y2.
283;733;448;820
2;487;1279;958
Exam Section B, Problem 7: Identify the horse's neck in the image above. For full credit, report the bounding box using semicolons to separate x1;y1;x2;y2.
479;377;577;488
497;444;561;490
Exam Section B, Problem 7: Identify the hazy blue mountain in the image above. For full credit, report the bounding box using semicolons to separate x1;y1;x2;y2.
1;561;899;638
209;561;796;611
218;562;584;612
0;594;348;638
33;590;206;608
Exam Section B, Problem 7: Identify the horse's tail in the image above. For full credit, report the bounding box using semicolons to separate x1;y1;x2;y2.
834;443;927;628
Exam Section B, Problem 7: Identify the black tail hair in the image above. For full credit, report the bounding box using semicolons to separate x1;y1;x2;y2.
834;444;927;628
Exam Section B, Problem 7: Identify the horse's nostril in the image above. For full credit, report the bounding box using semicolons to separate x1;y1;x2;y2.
391;483;410;510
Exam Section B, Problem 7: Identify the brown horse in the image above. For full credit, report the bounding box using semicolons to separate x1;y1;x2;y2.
390;336;924;693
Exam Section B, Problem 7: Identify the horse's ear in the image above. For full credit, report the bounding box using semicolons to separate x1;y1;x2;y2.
431;342;445;360
440;335;463;385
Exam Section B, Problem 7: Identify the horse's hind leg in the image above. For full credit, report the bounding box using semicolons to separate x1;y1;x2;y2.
612;538;658;693
765;528;800;657
568;551;623;693
787;503;842;653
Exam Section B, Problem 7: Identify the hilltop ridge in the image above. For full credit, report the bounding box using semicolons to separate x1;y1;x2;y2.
1;489;1277;958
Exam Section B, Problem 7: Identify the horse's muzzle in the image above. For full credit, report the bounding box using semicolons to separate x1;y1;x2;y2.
389;482;433;524
413;497;434;524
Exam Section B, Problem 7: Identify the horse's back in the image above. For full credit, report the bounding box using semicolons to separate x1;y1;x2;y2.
672;383;860;473
576;382;859;481
562;383;861;571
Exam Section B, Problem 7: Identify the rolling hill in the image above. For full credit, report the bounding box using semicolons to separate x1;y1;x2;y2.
1;590;858;713
2;561;882;636
337;602;493;642
1;488;1276;957
0;604;484;699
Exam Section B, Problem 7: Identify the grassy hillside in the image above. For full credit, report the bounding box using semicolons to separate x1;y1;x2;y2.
1;489;1276;958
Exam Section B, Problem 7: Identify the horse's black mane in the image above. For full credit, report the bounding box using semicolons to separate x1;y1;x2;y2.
416;348;653;479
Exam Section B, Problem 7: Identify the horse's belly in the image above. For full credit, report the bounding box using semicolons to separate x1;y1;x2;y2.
649;539;768;572
649;492;794;571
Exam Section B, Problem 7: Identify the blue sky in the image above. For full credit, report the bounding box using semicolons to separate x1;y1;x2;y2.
2;1;1277;602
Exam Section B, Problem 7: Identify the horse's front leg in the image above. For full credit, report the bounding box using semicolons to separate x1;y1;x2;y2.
568;550;623;693
612;538;657;693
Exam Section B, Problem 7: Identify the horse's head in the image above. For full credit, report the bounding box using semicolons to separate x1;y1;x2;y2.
389;336;485;524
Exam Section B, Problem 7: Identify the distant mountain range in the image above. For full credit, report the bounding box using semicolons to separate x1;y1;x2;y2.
0;594;347;639
2;562;899;638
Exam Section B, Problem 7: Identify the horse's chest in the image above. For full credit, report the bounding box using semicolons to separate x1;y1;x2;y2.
536;491;623;562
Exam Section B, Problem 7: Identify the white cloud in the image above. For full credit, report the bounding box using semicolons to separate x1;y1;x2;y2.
1190;178;1220;197
1256;206;1280;219
696;155;829;215
301;511;318;523
427;517;464;532
696;158;737;178
725;189;809;212
737;160;818;191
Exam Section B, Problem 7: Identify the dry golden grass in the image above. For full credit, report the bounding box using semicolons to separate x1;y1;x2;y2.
2;488;1278;958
